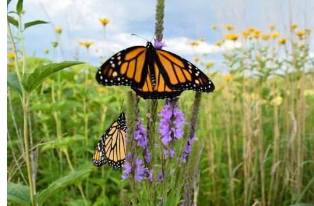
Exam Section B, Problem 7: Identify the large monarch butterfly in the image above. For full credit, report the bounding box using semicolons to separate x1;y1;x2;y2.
95;41;215;99
92;112;127;169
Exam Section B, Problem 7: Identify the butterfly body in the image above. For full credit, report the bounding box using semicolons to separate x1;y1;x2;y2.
93;113;127;169
96;41;215;99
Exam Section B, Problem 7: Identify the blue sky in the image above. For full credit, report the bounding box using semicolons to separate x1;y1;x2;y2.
8;0;314;68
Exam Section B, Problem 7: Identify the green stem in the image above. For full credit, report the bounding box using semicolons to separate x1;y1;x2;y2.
18;14;27;74
7;20;22;87
22;94;36;206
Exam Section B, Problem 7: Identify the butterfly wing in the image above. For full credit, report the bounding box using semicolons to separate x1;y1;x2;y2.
96;46;148;88
92;113;127;169
155;49;215;93
132;61;183;99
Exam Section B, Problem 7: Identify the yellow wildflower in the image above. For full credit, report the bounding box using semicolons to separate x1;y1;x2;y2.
269;24;275;31
215;40;224;47
271;96;283;106
225;24;235;31
198;38;205;42
224;33;239;41
295;30;305;38
253;30;262;38
270;32;280;38
262;34;270;40
194;57;200;62
211;24;218;30
7;53;15;59
242;30;250;38
44;49;49;54
206;62;215;69
223;74;232;82
290;24;298;31
7;62;15;67
189;41;199;46
54;27;62;34
79;41;93;48
277;38;287;45
99;18;110;26
247;27;255;33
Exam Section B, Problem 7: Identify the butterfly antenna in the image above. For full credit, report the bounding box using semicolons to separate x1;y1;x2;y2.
150;34;156;42
131;34;149;42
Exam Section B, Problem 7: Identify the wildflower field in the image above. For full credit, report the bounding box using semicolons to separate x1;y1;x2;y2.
7;0;314;206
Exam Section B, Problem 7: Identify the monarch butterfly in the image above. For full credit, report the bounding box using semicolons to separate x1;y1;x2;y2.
93;112;127;169
95;41;215;99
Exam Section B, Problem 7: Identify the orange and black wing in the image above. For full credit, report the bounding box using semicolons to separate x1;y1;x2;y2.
133;49;215;99
92;113;127;169
96;46;148;88
132;61;183;99
155;49;215;93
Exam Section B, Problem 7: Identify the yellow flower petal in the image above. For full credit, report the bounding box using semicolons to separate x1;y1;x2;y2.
270;32;280;38
224;33;239;41
290;24;298;31
99;18;110;26
54;27;62;34
295;30;305;38
7;53;15;59
223;74;232;82
206;62;215;69
189;41;199;47
225;24;235;31
262;34;270;40
211;24;218;30
194;57;200;62
277;38;287;45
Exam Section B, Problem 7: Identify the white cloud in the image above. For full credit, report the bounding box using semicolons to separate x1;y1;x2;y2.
88;34;241;59
26;0;154;33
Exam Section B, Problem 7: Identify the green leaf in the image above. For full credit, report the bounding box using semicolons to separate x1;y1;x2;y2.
24;20;49;30
36;167;91;206
21;61;83;93
8;15;18;28
7;73;22;95
16;0;23;14
7;182;31;206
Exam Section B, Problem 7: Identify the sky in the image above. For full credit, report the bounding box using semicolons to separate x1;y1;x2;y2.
8;0;314;69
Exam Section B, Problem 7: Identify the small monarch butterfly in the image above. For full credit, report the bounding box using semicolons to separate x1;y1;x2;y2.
93;112;127;169
95;41;215;99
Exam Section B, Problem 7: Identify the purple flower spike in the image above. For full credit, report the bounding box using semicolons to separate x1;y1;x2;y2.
134;120;148;149
164;149;175;158
143;148;151;163
154;38;166;49
157;172;164;181
180;136;196;163
122;155;132;181
134;158;146;182
158;102;186;146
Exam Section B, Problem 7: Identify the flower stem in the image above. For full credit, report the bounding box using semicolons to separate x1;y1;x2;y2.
22;94;36;206
189;92;202;138
155;0;165;41
7;20;22;86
